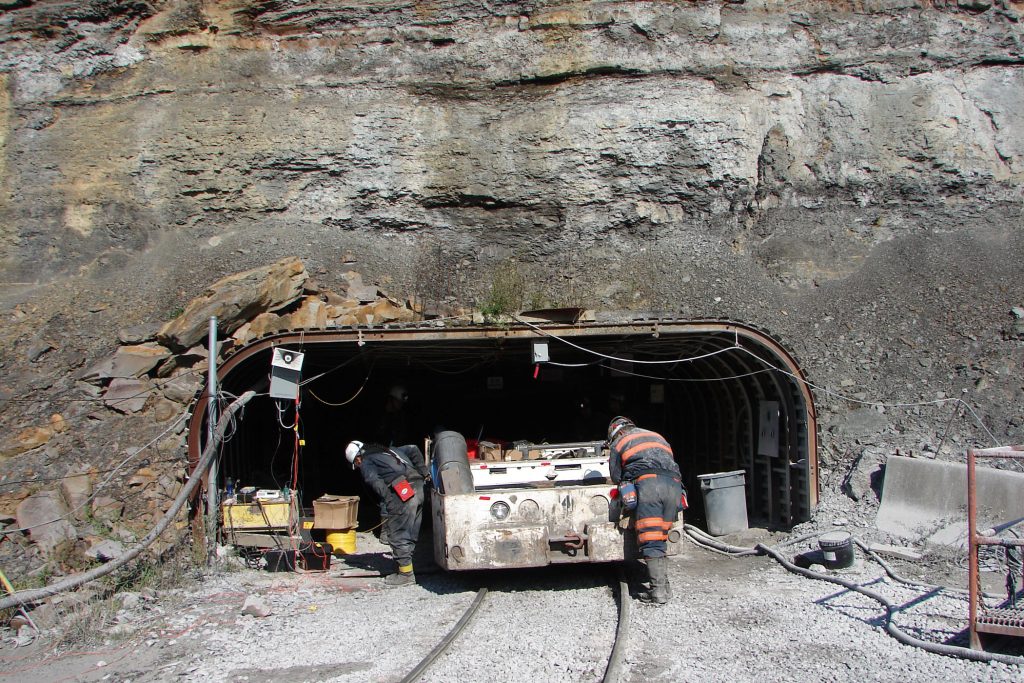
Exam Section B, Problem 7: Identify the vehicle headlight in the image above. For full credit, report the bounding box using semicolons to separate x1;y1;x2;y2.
489;501;511;521
588;495;610;516
518;499;540;521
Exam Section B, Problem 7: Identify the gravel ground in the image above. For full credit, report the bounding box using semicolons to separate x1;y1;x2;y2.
1;506;1023;683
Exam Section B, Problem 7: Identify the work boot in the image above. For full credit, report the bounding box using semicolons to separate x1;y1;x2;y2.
384;570;415;587
638;556;669;605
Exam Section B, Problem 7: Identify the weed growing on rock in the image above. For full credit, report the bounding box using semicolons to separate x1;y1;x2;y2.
480;261;525;320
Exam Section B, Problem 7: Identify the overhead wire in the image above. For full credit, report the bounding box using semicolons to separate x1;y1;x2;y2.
593;359;776;383
513;315;742;365
516;318;1003;447
727;345;1002;447
0;454;186;490
0;367;204;407
298;350;371;387
306;359;375;407
275;400;297;430
0;367;206;442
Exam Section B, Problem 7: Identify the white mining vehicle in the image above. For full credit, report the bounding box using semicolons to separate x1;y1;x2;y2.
429;432;683;570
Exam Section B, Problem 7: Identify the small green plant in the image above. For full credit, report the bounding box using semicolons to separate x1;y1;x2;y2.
51;539;99;575
51;593;122;649
479;261;525;320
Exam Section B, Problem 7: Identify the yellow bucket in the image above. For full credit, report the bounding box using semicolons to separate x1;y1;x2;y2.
326;529;357;556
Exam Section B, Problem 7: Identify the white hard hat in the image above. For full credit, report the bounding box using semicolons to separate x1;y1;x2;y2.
345;440;364;467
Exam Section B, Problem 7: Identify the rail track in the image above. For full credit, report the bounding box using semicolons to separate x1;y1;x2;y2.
399;569;632;683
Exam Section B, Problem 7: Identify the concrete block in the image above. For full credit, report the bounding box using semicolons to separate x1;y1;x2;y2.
876;455;1024;546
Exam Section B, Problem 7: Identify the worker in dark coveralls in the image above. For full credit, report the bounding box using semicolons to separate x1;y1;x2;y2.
607;416;684;605
345;440;429;587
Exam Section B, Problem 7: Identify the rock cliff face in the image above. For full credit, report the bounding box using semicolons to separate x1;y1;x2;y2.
0;1;1022;560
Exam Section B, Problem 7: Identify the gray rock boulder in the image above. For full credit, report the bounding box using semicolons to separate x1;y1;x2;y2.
842;447;886;502
92;496;125;524
117;322;161;345
831;407;889;443
84;538;127;562
103;378;151;413
16;490;76;555
81;344;171;384
240;595;272;618
159;372;203;405
60;472;93;519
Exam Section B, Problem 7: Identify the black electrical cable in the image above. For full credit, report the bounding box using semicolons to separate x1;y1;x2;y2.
683;527;1024;665
755;543;1024;666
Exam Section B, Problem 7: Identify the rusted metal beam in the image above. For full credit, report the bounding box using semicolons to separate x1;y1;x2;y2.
186;319;818;485
973;537;1024;547
972;445;1024;459
967;444;1024;650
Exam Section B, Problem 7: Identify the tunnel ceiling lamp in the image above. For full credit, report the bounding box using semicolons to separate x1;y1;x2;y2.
531;340;549;364
269;347;304;400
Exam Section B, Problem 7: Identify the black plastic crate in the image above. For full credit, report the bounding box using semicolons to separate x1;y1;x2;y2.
263;549;296;572
299;542;333;570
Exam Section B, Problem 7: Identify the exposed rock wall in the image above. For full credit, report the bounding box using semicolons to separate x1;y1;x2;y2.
0;1;1022;559
2;2;1021;282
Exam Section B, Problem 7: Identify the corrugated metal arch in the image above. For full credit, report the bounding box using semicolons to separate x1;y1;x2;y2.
186;317;819;526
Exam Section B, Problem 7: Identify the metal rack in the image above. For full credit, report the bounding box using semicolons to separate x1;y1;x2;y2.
967;445;1024;650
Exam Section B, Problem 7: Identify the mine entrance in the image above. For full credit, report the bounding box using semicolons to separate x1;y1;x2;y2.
188;318;818;532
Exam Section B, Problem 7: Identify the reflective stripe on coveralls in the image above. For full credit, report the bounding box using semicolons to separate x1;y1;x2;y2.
634;472;682;558
616;431;673;464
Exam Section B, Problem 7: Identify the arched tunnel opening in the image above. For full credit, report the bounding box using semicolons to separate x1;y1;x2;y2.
188;318;818;536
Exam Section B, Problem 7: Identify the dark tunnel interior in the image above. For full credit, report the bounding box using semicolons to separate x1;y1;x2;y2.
202;322;817;532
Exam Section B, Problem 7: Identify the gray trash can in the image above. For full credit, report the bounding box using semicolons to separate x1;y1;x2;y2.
698;470;748;536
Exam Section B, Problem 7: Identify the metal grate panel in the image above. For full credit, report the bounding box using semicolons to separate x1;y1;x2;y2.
977;606;1024;635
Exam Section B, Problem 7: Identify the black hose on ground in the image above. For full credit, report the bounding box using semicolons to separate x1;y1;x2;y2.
755;543;1024;667
681;526;1024;666
853;538;1000;600
682;524;759;556
0;391;256;612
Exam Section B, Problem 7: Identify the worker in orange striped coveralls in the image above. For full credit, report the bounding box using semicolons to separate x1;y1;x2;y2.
607;416;684;605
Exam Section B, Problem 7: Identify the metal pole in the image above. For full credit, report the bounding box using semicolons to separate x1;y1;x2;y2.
206;316;219;564
967;447;980;650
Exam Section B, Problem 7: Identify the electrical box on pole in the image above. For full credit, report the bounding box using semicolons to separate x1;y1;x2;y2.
269;348;304;400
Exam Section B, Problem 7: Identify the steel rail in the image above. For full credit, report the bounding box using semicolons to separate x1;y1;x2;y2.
602;568;632;683
400;567;632;683
399;587;489;683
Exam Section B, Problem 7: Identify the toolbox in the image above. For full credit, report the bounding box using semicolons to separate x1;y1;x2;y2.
223;500;291;530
